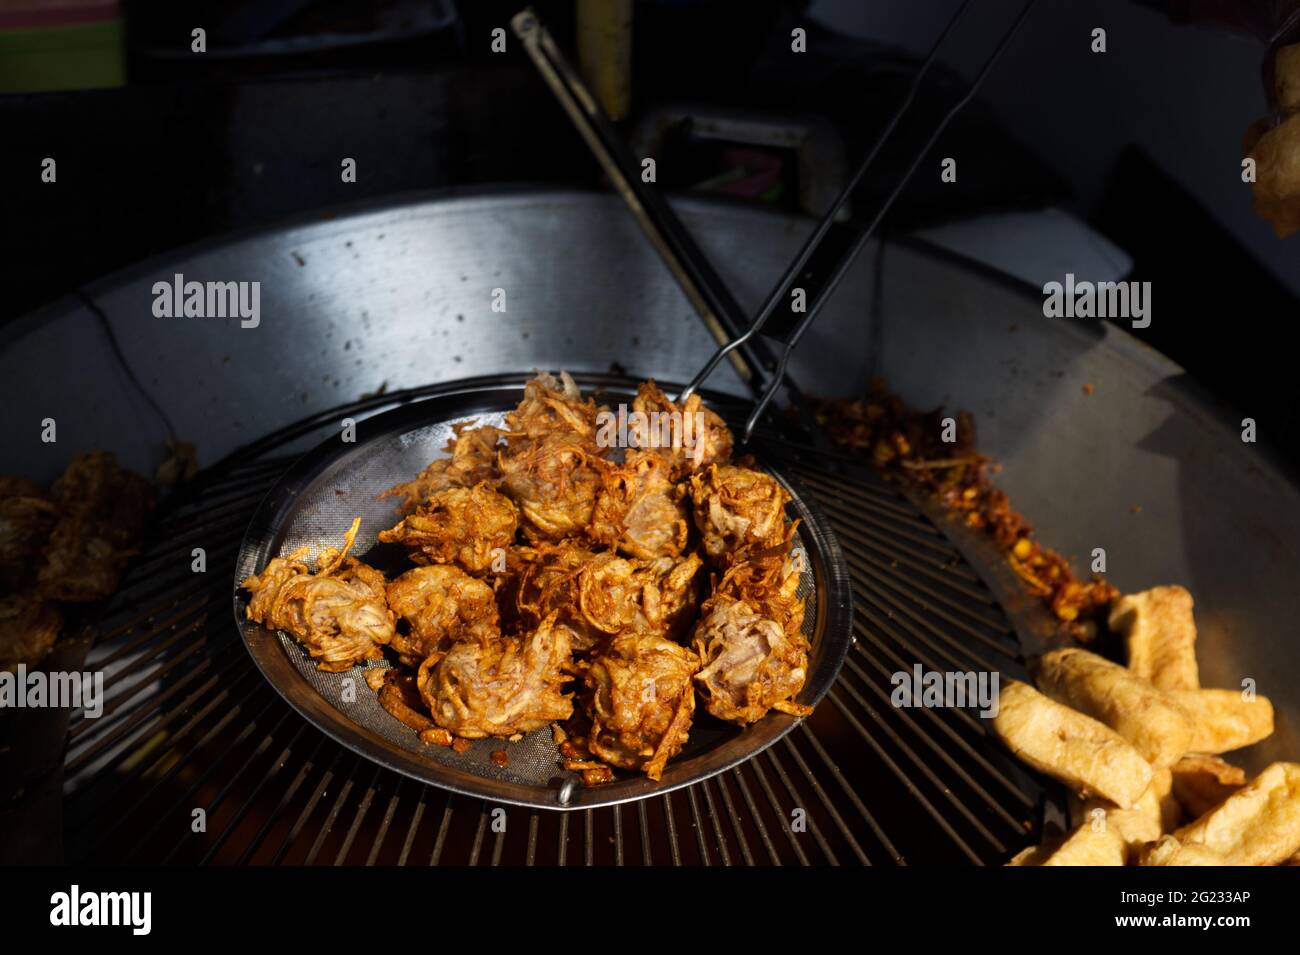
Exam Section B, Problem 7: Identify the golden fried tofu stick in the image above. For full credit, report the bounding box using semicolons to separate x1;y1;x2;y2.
1037;648;1194;768
1108;586;1199;692
1171;688;1274;755
992;680;1154;809
1073;768;1177;860
1171;754;1246;819
1174;762;1300;866
1006;823;1126;867
1139;835;1227;867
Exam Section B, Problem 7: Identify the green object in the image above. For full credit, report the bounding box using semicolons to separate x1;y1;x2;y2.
0;19;126;93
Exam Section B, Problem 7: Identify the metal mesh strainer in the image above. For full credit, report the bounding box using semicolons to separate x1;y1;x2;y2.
233;379;852;809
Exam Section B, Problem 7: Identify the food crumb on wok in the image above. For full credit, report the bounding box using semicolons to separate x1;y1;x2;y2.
816;383;1118;642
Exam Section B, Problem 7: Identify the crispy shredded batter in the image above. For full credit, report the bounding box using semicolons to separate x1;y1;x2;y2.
242;517;395;672
242;372;811;785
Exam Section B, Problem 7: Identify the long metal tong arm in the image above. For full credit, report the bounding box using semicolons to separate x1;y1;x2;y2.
511;7;761;391
679;0;976;409
738;0;1038;443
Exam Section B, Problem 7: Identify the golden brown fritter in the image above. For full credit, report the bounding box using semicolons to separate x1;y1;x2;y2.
691;555;809;725
711;552;806;644
38;452;155;602
243;518;395;672
386;565;500;664
0;594;63;672
498;432;606;543
516;544;702;652
630;380;733;480
692;595;810;725
495;373;611;542
417;612;574;739
585;631;700;781
514;542;600;647
637;553;704;641
688;463;790;562
381;423;505;514
0;477;57;592
505;371;604;447
590;450;690;560
378;483;517;575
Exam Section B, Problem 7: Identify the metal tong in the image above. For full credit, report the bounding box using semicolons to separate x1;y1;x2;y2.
514;0;1036;442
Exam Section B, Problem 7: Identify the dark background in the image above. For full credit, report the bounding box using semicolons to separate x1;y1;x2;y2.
2;0;1298;459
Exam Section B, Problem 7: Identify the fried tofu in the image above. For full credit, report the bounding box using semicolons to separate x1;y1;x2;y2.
1006;823;1126;866
1170;754;1247;819
1139;835;1227;867
1036;647;1194;768
1074;768;1177;859
1172;688;1274;755
1109;585;1199;691
992;680;1154;809
1174;762;1300;866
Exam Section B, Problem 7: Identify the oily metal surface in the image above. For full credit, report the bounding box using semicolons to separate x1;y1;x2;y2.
233;378;853;810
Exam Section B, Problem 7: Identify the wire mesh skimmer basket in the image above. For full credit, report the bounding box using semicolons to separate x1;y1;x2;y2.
233;378;854;810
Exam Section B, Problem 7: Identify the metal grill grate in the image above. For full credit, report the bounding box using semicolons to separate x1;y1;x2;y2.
60;381;1055;866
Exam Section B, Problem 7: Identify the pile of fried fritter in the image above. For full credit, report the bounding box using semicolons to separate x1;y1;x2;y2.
0;452;155;672
242;373;811;783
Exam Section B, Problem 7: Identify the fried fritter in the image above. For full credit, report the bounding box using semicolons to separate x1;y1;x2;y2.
378;483;517;575
417;612;574;739
692;553;811;728
243;518;395;672
513;541;597;640
386;565;500;664
590;450;690;560
516;543;701;652
505;371;604;447
0;594;63;672
638;553;704;641
381;423;505;513
0;477;57;592
710;551;806;643
585;631;700;780
38;452;155;602
692;596;809;725
630;380;733;480
499;432;606;542
688;464;790;562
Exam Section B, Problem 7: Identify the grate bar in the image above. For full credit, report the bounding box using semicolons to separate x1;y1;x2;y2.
764;747;842;864
202;720;311;865
834;656;1027;833
778;737;872;864
332;764;384;866
272;743;346;865
304;752;363;865
238;731;331;865
731;767;782;865
428;791;456;865
396;786;429;866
